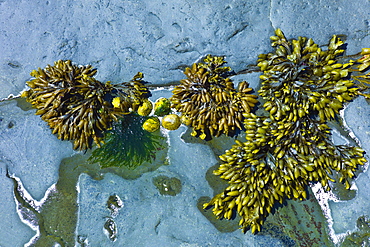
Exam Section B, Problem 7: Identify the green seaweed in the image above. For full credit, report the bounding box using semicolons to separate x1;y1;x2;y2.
341;215;370;246
267;187;334;247
88;114;166;169
152;175;182;196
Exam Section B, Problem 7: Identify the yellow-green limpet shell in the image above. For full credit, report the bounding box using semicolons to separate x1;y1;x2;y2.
161;114;181;130
142;117;160;132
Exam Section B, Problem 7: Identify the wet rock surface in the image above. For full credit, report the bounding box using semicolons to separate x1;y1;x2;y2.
1;0;370;246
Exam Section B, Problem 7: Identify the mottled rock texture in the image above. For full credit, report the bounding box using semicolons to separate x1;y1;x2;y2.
1;0;370;246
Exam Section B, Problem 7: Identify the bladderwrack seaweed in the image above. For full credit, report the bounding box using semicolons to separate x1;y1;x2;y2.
170;54;258;140
205;29;367;234
22;61;152;151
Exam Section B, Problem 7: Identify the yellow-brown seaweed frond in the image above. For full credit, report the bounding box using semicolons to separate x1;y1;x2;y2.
109;72;152;115
258;29;358;122
170;55;258;140
350;48;370;98
23;60;150;150
204;29;367;234
205;113;366;233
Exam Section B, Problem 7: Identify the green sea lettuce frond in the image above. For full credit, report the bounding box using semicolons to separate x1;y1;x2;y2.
89;114;165;169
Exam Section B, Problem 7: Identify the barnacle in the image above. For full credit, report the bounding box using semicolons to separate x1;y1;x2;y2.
204;29;367;234
23;60;151;150
170;55;258;140
89;114;164;168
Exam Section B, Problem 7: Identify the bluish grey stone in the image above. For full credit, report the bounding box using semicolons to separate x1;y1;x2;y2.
1;0;370;246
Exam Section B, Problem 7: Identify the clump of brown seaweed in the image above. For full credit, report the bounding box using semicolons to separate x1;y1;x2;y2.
170;55;258;140
204;29;368;234
22;60;150;150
